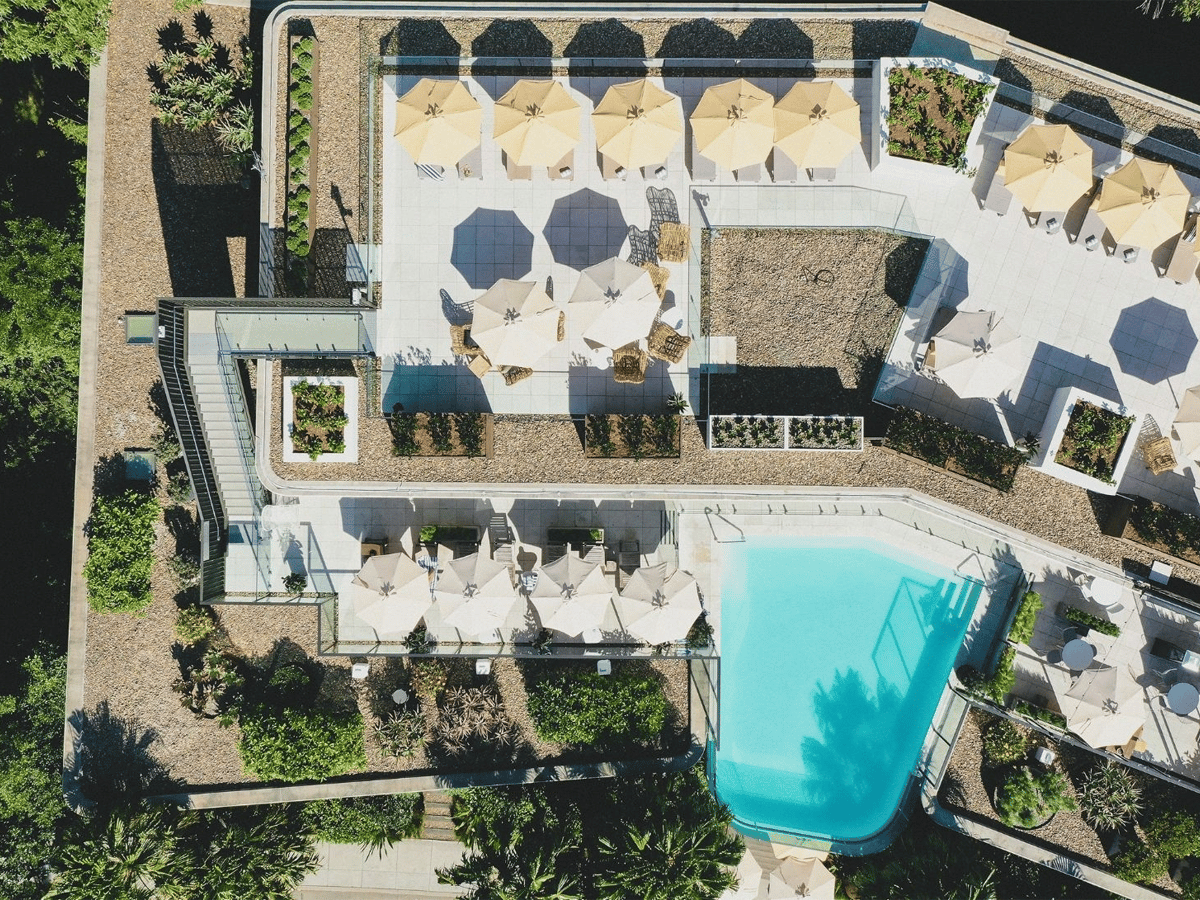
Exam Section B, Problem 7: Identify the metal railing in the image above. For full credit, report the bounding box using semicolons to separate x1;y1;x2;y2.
214;317;266;516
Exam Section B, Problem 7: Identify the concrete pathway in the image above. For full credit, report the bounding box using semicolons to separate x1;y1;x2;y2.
297;838;465;899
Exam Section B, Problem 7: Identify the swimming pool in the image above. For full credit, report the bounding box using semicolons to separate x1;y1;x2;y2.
714;535;981;848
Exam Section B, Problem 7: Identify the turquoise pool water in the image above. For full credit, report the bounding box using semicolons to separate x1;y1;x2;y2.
714;536;981;846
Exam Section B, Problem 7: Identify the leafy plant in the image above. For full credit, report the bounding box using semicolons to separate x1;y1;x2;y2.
685;612;713;649
83;489;160;613
1008;590;1042;645
983;646;1016;704
666;392;689;413
283;572;307;594
374;709;427;758
885;407;1024;491
454;412;485;457
1129;497;1200;563
1061;603;1121;637
994;765;1075;828
389;412;419;456
711;415;784;449
404;624;433;654
174;649;244;723
176;604;215;645
238;703;366;782
586;413;615;456
1054;401;1134;483
301;795;423;851
430;685;519;761
170;550;200;587
526;663;669;746
166;467;192;504
409;658;448;700
427;412;454;454
1078;762;1142;831
1113;836;1168;884
981;718;1027;766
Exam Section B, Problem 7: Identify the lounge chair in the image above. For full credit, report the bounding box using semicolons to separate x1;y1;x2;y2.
503;150;531;181
656;222;690;263
640;262;669;300
735;163;762;182
549;149;574;181
415;164;445;181
467;354;491;378
583;542;605;566
617;541;639;590
489;515;514;567
769;148;799;183
982;162;1012;216
807;167;836;183
1142;434;1177;476
612;343;648;384
451;324;485;358
688;132;717;182
501;366;533;386
647;320;691;365
457;145;482;180
600;152;627;181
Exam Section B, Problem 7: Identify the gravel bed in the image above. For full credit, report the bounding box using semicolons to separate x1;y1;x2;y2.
942;708;1180;895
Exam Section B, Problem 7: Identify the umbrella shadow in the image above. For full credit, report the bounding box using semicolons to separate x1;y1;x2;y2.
565;20;647;105
1110;298;1197;384
543;189;628;269
995;340;1122;442
452;208;534;289
379;18;460;56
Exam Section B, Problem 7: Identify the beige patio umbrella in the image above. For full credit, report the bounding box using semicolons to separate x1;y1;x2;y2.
773;81;861;170
767;858;836;899
346;552;432;637
1174;385;1200;458
493;79;581;167
592;78;684;170
1003;123;1093;212
690;78;775;171
471;279;560;369
1050;664;1145;750
1096;158;1189;248
732;848;767;899
568;257;661;349
530;554;614;637
618;563;702;646
928;310;1022;399
434;552;519;640
393;78;482;167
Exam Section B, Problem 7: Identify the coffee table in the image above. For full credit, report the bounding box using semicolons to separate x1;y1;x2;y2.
1168;681;1199;716
1062;638;1096;671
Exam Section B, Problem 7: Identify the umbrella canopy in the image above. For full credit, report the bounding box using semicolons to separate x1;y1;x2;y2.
767;858;836;899
1096;158;1189;249
568;257;661;349
1051;664;1145;750
394;78;482;167
530;554;613;637
592;78;684;170
732;848;767;899
618;563;702;646
434;552;518;639
493;79;580;167
347;552;432;637
773;81;861;170
929;310;1022;399
1003;123;1093;212
471;279;560;369
690;78;775;171
1174;385;1200;458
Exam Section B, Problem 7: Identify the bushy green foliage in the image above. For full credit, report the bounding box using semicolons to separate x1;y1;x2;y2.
587;413;680;458
1129;497;1200;563
1113;836;1168;884
83;489;160;613
983;646;1016;704
1078;762;1142;831
301;795;423;849
283;572;307;593
0;651;66;900
1061;603;1121;637
887;66;991;167
373;709;427;758
174;648;244;723
886;406;1024;491
238;703;366;782
1146;809;1200;861
0;0;112;70
981;718;1027;766
526;663;669;745
1008;590;1042;645
995;765;1076;828
175;604;215;645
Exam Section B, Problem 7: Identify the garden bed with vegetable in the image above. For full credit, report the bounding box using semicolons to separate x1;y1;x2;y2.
1054;401;1135;486
1124;498;1200;567
282;376;357;462
885;62;993;169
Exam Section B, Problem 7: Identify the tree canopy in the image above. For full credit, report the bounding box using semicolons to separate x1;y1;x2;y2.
0;0;112;70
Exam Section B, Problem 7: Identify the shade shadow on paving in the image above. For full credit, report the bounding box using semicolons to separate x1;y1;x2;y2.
1110;298;1197;384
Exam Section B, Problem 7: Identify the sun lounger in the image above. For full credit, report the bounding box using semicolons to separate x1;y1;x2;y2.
617;541;639;590
503;151;531;181
656;221;690;263
416;164;445;181
1164;215;1199;284
735;163;762;182
647;320;691;365
769;148;799;184
1073;204;1105;250
549;149;574;181
983;164;1012;216
1114;243;1139;263
689;132;716;182
642;163;668;180
1038;211;1065;235
457;145;482;180
612;343;648;384
600;151;627;181
807;167;836;183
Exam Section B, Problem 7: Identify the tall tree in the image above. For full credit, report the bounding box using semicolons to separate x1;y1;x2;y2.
46;807;178;900
0;0;112;70
1139;0;1200;20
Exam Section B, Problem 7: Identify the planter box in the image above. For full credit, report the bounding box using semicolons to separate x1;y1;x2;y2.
1031;386;1139;496
1122;497;1200;567
285;34;318;292
282;375;357;462
388;411;493;457
878;57;998;172
584;413;681;458
419;525;481;554
709;414;867;451
708;415;784;450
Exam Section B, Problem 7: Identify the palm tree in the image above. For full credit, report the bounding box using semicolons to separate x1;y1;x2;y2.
47;807;178;900
439;838;582;900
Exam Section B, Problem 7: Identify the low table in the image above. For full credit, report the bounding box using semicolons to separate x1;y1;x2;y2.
1062;638;1096;671
1168;681;1199;716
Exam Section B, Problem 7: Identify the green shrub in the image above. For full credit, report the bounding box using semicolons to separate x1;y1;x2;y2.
1008;590;1042;645
994;766;1075;829
300;795;423;847
980;718;1026;766
1129;498;1200;563
984;647;1015;704
1113;837;1168;884
389;413;419;456
885;407;1023;491
685;613;713;650
84;490;160;613
1146;809;1200;861
176;605;216;645
454;412;485;457
238;704;366;782
283;572;307;594
374;709;427;758
1061;604;1120;637
1078;763;1141;831
427;412;454;454
526;664;669;745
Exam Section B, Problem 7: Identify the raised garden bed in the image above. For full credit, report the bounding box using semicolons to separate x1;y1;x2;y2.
387;412;492;458
709;415;784;450
884;60;994;169
282;376;357;462
1124;498;1200;566
787;415;863;450
584;413;681;459
883;406;1024;492
1034;387;1138;496
284;34;317;294
546;527;603;551
1058;601;1121;638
